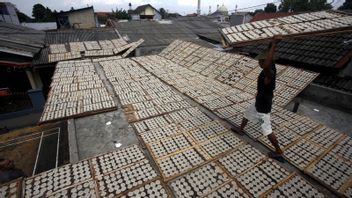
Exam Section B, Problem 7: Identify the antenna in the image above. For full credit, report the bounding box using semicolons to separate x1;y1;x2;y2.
197;0;201;16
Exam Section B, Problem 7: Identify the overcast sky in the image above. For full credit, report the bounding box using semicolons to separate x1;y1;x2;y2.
8;0;345;17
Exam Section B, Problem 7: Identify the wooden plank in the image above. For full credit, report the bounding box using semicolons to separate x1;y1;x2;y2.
339;176;352;196
67;119;79;163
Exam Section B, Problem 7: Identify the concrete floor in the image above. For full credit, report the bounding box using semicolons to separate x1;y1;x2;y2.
286;99;352;137
74;110;139;160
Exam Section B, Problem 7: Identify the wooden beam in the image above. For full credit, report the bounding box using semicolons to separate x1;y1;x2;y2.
336;49;352;69
221;27;352;48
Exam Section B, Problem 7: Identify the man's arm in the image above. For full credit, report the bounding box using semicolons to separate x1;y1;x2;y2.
263;36;282;82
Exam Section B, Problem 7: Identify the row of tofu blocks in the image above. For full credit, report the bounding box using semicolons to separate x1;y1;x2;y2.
221;10;352;44
49;39;128;54
40;60;116;122
0;145;170;198
48;39;144;63
48;48;124;63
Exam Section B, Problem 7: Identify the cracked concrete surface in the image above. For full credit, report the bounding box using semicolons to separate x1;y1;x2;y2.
286;99;352;137
74;110;138;160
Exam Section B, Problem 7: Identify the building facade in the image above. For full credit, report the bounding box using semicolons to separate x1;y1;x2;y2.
129;4;161;20
229;12;252;26
57;7;97;29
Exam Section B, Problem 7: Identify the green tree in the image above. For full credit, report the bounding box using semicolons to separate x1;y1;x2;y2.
309;0;332;11
339;0;352;10
252;9;264;16
32;4;55;22
44;7;55;21
264;3;277;12
112;8;130;20
32;3;46;21
159;8;168;19
279;0;332;12
16;10;33;23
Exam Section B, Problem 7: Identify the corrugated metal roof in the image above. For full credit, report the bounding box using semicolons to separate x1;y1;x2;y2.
112;20;197;47
175;16;222;43
44;28;120;44
110;17;221;47
0;22;45;58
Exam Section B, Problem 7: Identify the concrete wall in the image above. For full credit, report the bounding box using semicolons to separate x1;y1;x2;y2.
68;9;96;29
230;13;252;26
143;7;155;15
300;83;352;113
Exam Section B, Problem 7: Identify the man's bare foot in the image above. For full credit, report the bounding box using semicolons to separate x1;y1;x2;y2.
268;151;285;163
231;127;245;136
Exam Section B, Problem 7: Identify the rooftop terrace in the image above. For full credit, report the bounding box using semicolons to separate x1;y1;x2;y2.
2;40;351;198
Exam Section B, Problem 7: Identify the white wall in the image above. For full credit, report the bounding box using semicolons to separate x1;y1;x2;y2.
22;22;57;30
67;9;96;29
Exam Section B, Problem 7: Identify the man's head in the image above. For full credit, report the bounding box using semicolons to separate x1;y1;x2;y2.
255;51;267;69
0;158;14;170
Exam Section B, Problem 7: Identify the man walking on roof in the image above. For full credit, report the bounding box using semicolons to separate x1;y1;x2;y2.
238;36;284;162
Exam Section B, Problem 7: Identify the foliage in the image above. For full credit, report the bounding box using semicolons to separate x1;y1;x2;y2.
159;8;168;19
251;9;264;16
339;0;352;10
16;11;33;23
32;4;45;21
264;3;277;12
112;8;130;20
32;3;56;22
279;0;332;12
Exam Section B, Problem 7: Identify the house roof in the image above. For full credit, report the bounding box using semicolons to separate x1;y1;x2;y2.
314;74;352;93
0;22;44;62
57;6;94;15
174;17;222;43
109;20;214;48
21;22;57;31
234;31;352;70
250;12;296;22
129;4;160;15
44;28;120;44
95;12;113;17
